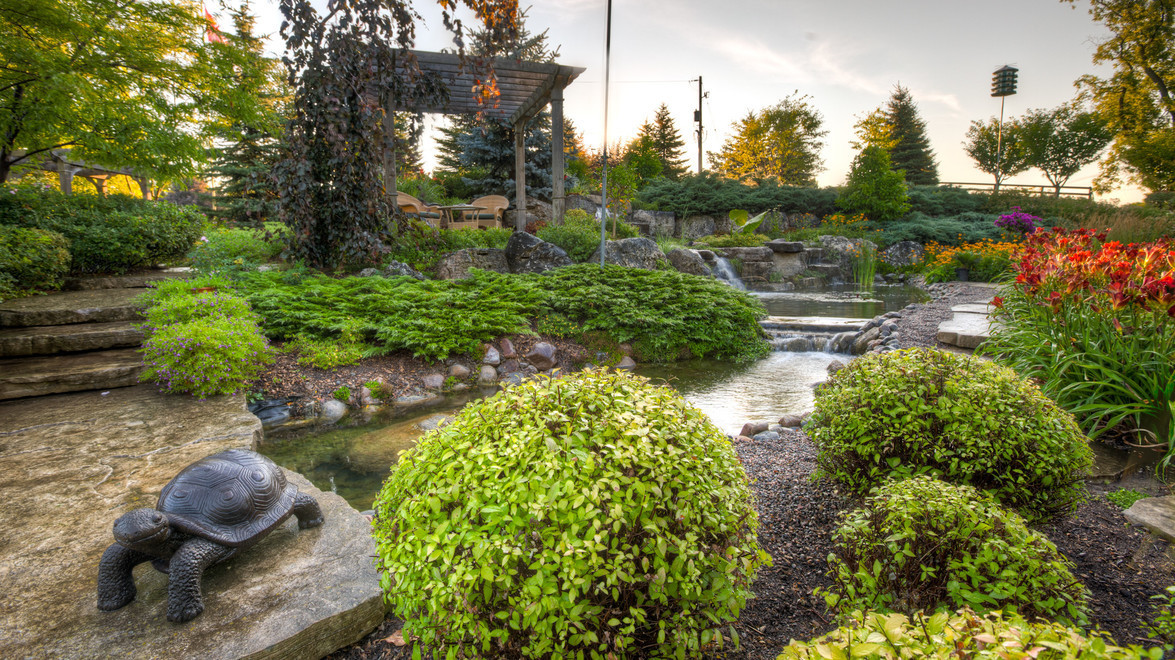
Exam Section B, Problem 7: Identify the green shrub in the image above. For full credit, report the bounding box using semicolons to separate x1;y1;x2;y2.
1147;586;1175;649
1145;191;1175;210
695;232;769;248
979;191;1121;225
0;187;203;273
140;290;257;336
188;227;285;278
139;315;273;397
373;370;769;658
537;209;638;262
331;386;351;402
837;146;911;223
0;224;70;299
906;185;988;217
1106;489;1148;509
439;226;513;250
821;477;1089;624
779;608;1154;659
638;172;839;218
284;334;368;369
880;211;1002;246
808;348;1092;522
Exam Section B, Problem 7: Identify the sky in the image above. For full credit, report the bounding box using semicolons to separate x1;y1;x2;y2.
241;0;1143;203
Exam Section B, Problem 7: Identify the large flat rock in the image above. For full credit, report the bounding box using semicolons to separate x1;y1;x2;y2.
761;315;869;333
0;385;385;659
936;313;997;350
63;271;187;291
1125;496;1175;541
0;348;143;400
0;321;143;357
950;303;995;315
0;288;145;327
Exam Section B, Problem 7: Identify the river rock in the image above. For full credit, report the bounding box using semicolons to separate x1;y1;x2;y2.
666;249;710;276
850;327;881;355
359;385;379;406
449;363;471;379
422;373;446;391
383;259;425;280
499;358;521;374
320;398;348;423
505;232;573;273
0;385;383;660
436;248;510;280
500;338;517;358
740;421;770;438
753;431;781;442
588;237;666;270
527;342;558;370
778;414;804;428
483;344;501;365
882;241;925;268
615;356;636;371
826;358;848;375
477;365;498;386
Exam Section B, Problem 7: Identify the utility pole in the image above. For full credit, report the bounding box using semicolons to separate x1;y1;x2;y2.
693;76;706;174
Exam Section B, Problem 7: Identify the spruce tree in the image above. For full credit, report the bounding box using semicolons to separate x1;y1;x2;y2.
206;2;288;225
885;85;939;185
638;104;688;179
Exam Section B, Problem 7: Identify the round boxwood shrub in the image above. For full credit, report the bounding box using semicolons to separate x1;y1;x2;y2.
780;608;1150;659
807;347;1092;522
822;477;1089;625
372;370;769;658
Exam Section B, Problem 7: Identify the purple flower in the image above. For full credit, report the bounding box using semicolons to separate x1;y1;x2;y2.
995;206;1040;236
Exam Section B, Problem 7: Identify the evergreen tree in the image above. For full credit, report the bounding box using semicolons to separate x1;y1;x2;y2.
390;112;424;175
206;3;289;225
622;134;663;188
885;85;939;185
837;145;910;223
637;104;688;178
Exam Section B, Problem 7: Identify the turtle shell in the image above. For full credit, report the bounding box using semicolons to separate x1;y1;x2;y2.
156;449;296;547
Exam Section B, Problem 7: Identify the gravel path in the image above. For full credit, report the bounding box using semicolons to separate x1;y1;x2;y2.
891;280;1000;350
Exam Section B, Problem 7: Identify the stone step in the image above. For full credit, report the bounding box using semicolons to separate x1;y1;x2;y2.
0;287;145;328
761;315;869;334
0;348;143;400
63;269;189;291
936;312;998;350
0;321;143;357
803;247;824;262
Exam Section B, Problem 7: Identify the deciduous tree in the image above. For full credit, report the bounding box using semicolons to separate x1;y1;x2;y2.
850;106;899;152
837;145;910;223
963;118;1031;191
709;93;827;186
1019;102;1113;195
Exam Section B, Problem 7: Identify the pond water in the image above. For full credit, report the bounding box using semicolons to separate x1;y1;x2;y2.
257;284;931;510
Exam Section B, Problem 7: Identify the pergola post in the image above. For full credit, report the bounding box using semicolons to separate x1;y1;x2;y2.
550;86;565;225
514;120;527;231
57;159;73;195
84;176;107;196
384;105;398;197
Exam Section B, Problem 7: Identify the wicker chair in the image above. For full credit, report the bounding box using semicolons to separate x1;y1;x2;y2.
461;195;509;229
396;192;442;227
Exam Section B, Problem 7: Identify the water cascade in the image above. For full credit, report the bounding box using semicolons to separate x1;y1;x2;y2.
759;316;866;353
712;257;746;290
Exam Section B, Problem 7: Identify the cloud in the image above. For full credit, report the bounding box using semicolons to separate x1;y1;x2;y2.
709;38;809;80
921;92;962;112
807;42;886;96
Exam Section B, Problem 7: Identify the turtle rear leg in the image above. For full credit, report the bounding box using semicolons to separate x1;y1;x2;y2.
292;492;324;529
166;538;233;623
97;544;151;612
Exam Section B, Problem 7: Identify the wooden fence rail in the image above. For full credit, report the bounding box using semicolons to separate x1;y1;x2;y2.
938;181;1093;200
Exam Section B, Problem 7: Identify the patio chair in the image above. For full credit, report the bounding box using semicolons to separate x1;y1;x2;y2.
461;195;509;229
396;192;442;227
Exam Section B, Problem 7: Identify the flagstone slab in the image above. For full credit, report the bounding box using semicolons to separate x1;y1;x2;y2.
0;321;143;357
0;348;143;400
0;385;385;659
0;288;145;327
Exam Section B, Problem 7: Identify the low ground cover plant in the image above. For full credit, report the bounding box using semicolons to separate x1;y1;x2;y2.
1106;489;1148;509
0;186;203;273
0;225;70;299
137;277;273;397
694;232;770;248
780;608;1154;659
807;348;1092;522
821;477;1089;624
373;370;769;658
982;228;1175;464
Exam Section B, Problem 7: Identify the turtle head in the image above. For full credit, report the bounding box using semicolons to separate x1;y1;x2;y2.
113;508;171;551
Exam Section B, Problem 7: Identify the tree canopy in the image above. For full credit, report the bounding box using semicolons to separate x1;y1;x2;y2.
0;0;241;183
885;85;939;185
709;93;827;186
963;117;1031;190
1064;0;1175;191
1019;102;1113;195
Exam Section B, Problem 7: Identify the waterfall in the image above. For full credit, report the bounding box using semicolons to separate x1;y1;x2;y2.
759;317;865;353
712;257;746;290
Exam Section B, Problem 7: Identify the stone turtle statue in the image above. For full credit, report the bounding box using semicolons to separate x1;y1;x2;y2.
97;449;324;623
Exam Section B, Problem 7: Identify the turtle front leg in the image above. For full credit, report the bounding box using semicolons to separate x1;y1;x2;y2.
165;538;233;623
97;544;152;611
291;492;324;529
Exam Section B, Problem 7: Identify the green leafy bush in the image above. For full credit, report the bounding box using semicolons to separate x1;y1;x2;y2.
779;608;1155;659
140;290;257;336
695;232;769;248
1106;489;1148;509
638;172;839;218
1147;586;1175;650
880;211;1002;246
808;348;1092;522
821;477;1089;624
906;185;988;217
439;226;513;250
373;370;769;658
837;146;911;223
188;227;285;278
331;386;351;402
0;187;203;273
537;209;638;262
0;225;70;299
139;315;273;398
283;334;368;369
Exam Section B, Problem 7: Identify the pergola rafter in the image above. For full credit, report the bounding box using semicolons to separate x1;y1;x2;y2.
388;50;584;228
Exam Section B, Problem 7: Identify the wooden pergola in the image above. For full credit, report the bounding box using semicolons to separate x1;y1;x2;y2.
389;50;584;229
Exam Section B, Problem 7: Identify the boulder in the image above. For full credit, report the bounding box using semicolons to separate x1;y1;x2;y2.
850;326;881;355
449;364;471;379
358;385;379;406
566;194;601;215
740;421;770;438
357;268;382;278
665;249;711;277
615;356;637;371
715;247;774;263
526;342;558;370
679;215;717;239
882;241;925;268
383;260;425;280
482;345;501;366
320;398;348;423
505;232;574;273
739;261;775;280
588;237;666;270
1125;496;1175;541
477;365;498;386
435;248;510;280
499;358;521;374
421;373;445;391
826;358;848;375
772;251;807;278
778;414;804;428
752;431;781;442
630;209;676;237
765;239;805;253
819;235;878;275
499;338;517;359
696;249;716;263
